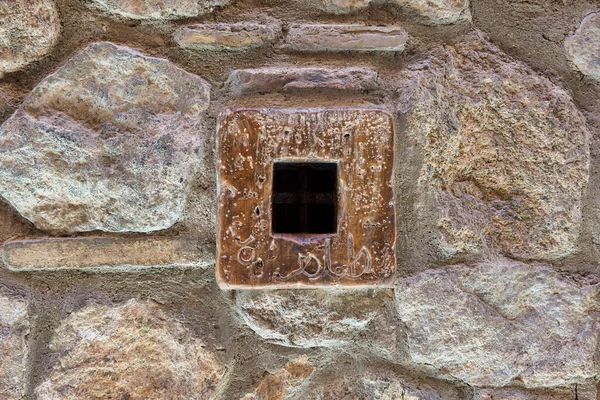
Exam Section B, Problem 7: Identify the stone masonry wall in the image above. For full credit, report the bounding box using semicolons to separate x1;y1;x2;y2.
1;0;600;399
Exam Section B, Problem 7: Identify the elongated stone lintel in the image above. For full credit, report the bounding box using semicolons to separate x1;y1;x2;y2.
2;237;212;271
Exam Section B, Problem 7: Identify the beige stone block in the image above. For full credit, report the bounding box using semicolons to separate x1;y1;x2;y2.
176;23;279;50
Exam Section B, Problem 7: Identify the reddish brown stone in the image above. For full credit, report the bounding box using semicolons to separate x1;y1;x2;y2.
216;108;396;288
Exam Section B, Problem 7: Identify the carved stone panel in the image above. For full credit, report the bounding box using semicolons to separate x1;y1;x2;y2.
217;108;396;288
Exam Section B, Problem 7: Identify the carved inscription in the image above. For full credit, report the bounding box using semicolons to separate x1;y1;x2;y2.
217;108;396;288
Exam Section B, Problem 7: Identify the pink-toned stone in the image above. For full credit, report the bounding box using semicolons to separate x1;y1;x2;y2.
0;42;211;234
241;356;314;400
176;23;279;50
226;67;378;94
287;24;408;52
474;385;597;400
565;12;600;82
35;299;225;399
0;286;29;400
0;0;60;76
395;260;600;388
87;0;231;20
399;32;589;261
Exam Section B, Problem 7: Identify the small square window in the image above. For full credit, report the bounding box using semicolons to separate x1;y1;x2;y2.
272;162;337;234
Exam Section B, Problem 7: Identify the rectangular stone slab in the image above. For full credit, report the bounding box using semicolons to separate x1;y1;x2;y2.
217;108;396;289
2;237;211;271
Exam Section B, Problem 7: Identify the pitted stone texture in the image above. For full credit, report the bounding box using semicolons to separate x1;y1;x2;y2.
399;33;589;261
565;13;600;82
393;0;470;25
287;24;408;52
0;287;29;400
87;0;231;20
316;0;372;14
236;290;395;350
474;385;597;400
395;261;600;388
226;67;378;94
308;369;466;399
0;42;210;234
241;356;314;400
315;0;470;24
176;23;279;50
0;0;60;77
35;299;225;399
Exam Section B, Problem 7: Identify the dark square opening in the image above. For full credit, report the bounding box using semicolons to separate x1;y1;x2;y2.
272;162;337;234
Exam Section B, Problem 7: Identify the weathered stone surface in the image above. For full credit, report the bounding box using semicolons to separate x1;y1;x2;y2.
399;33;589;261
287;24;408;52
87;0;231;20
314;0;470;24
0;42;211;234
0;0;60;76
565;13;600;82
0;286;29;400
236;289;395;350
35;299;225;399
307;368;467;399
316;0;372;14
176;23;279;50
395;261;600;388
241;356;314;400
226;67;378;94
474;384;597;400
393;0;470;25
2;236;213;271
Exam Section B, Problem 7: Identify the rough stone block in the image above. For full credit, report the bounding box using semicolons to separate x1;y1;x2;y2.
0;286;29;400
226;67;378;94
236;289;396;351
87;0;231;20
241;356;314;399
399;32;589;261
474;385;597;400
393;0;470;25
175;23;279;50
0;42;211;234
565;13;600;82
287;24;408;52
35;299;226;399
2;237;212;271
0;0;60;77
395;260;600;388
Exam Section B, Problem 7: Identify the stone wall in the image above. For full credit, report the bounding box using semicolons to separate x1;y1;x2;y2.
1;0;600;399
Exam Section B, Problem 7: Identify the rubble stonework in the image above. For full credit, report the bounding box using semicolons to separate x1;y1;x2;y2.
0;42;211;234
35;300;226;399
0;287;29;400
399;33;590;261
0;0;598;396
0;0;60;77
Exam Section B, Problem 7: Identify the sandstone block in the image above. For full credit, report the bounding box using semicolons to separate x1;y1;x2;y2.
226;67;378;94
287;24;408;52
236;289;396;351
87;0;231;20
0;0;60;76
35;299;225;399
176;23;279;50
395;261;600;388
0;42;211;234
393;0;470;25
565;13;600;82
0;286;29;400
241;356;314;400
399;33;589;261
2;236;212;271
